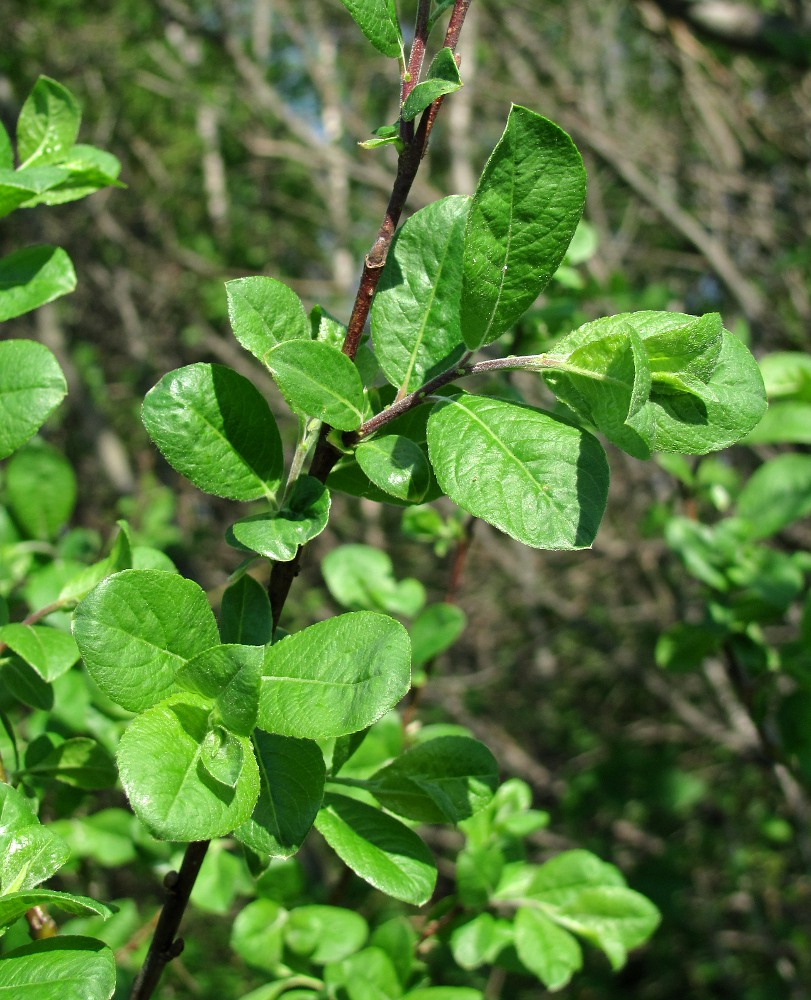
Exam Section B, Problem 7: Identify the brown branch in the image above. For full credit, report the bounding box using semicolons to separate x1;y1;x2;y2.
129;841;209;1000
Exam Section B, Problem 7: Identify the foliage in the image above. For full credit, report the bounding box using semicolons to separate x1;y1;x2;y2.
1;4;798;998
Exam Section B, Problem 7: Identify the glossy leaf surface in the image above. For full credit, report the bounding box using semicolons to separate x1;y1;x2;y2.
0;340;66;460
226;276;310;362
265;340;365;430
0;245;76;321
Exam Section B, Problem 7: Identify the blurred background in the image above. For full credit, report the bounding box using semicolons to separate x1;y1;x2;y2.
2;1;811;997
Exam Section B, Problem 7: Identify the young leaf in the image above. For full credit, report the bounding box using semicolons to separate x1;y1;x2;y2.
427;394;609;549
219;574;274;645
230;898;287;972
236;731;325;858
542;326;654;459
258;612;411;739
22;737;117;790
0;892;114;931
227;476;331;562
19;144;123;207
336;0;403;59
324;947;401;1000
0;936;116;1000
401;47;462;122
548;312;766;454
200;726;245;788
142;363;284;501
355;435;431;503
0;121;12;169
265;340;365;430
553;886;661;970
58;519;133;604
226;276;310;362
450;913;513;970
0;624;79;681
315;792;436;905
0;783;69;893
0;245;77;321
371;735;498;823
514;906;583;991
176;644;262;736
0;339;67;460
5;438;77;539
461;106;585;349
16;76;81;167
0;166;68;218
117;694;260;840
285;905;369;964
322;545;426;616
736;454;811;538
72;569;220;712
409;603;466;667
371;195;468;392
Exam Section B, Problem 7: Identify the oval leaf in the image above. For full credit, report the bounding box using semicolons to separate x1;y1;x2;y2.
315;793;436;905
142;363;283;501
337;0;403;58
514;907;582;991
266;340;365;430
117;694;259;841
17;76;81;167
236;731;325;858
371;196;468;393
461;106;585;349
226;275;310;361
5;438;77;539
227;476;330;562
72;569;220;712
0;245;76;321
258;612;411;739
0;340;67;460
0;936;115;1000
355;435;431;503
427;394;609;549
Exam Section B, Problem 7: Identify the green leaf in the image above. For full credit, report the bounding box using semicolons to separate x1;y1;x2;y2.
450;913;513;970
401;47;462;121
285;905;368;964
758;351;811;401
5;439;76;539
316;793;436;905
503;849;626;905
0;892;114;930
322;544;426;616
744;401;811;445
236;731;325;858
0;166;68;218
176;644;262;736
552;885;661;970
58;520;133;604
325;947;401;1000
409;603;466;667
427;394;609;549
0;624;78;681
0;340;67;460
200;726;245;788
0;123;12;170
117;694;260;840
455;845;504;907
230;898;287;972
22;737;117;790
142;363;283;501
17;76;81;167
548;312;766;454
371;196;468;393
736;454;811;538
0;783;69;893
18;144;123;207
355;436;431;503
72;569;220;712
265;340;365;430
258;612;411;739
1;657;53;710
514;907;583;991
461;106;585;349
403;991;483;1000
0;246;76;321
219;574;274;645
336;0;403;58
371;736;498;823
227;477;330;561
226;276;310;362
543;326;654;459
0;936;116;1000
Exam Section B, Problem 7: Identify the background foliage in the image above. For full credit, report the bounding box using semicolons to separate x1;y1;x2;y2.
2;1;810;997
